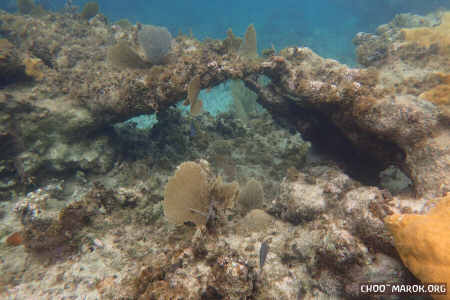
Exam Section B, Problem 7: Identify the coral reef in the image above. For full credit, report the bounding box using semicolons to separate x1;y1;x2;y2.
353;12;444;67
13;182;110;255
401;12;450;56
113;165;416;299
127;237;257;299
0;8;449;300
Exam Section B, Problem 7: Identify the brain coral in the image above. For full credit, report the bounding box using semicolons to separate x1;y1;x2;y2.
384;193;450;300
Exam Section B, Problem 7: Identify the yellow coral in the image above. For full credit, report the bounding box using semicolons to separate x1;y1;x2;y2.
420;73;450;106
401;12;450;56
24;57;44;80
384;193;450;300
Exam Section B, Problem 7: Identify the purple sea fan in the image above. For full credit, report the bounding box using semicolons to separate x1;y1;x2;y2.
138;24;172;65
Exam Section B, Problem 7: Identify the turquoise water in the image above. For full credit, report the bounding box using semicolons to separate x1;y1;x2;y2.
1;1;449;298
3;0;449;64
97;0;448;64
51;0;446;125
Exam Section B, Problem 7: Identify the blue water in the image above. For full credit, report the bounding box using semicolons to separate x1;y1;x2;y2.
3;0;449;65
96;0;450;65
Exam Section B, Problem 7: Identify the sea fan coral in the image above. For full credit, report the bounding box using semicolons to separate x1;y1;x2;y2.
239;24;258;59
107;41;147;69
238;178;264;215
138;25;172;65
163;161;210;226
163;160;240;226
80;2;99;20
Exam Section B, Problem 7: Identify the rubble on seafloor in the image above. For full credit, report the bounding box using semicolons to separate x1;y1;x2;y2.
0;7;449;300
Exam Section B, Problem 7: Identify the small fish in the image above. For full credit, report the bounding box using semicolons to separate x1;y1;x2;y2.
64;0;74;11
297;281;306;300
189;120;196;137
259;240;269;271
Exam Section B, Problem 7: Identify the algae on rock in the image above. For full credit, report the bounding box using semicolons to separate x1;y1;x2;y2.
0;39;27;86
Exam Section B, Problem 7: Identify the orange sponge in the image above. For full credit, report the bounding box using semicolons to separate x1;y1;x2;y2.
384;193;450;300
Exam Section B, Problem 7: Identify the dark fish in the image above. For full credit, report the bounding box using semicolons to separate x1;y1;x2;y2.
64;0;75;12
259;241;269;271
205;203;217;233
297;281;306;300
190;120;196;137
